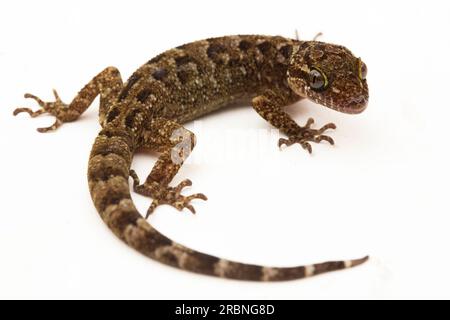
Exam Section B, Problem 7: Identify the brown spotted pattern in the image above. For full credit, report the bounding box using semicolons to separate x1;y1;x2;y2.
14;35;369;281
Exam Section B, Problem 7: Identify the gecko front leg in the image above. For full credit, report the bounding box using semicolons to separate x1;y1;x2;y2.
131;118;207;218
252;89;336;154
13;67;123;132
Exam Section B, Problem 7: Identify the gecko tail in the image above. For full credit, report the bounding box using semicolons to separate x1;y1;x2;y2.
165;252;370;282
127;223;369;281
123;212;369;281
88;129;368;281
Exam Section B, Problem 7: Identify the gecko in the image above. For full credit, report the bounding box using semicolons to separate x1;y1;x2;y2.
13;35;369;281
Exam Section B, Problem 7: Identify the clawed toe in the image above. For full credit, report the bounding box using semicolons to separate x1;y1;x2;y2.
129;169;141;187
300;141;312;154
313;135;334;145
37;119;63;133
304;117;315;129
174;179;192;195
318;123;336;134
13;107;46;117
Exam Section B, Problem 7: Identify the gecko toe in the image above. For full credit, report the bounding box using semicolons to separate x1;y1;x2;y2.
300;141;312;154
145;200;160;219
13;107;45;117
317;123;336;134
37;119;62;133
174;179;193;195
314;135;334;145
188;193;207;201
278;138;289;148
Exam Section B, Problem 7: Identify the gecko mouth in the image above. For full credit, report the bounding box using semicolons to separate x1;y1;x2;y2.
338;95;368;114
309;93;368;115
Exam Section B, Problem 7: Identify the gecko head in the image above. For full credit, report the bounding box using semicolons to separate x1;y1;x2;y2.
287;41;369;114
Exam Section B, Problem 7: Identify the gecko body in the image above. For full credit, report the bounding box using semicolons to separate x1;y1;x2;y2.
14;35;369;281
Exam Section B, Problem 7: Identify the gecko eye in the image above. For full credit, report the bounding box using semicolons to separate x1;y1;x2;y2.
309;69;327;90
358;60;368;80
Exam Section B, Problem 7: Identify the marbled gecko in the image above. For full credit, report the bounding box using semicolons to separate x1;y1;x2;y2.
14;35;369;281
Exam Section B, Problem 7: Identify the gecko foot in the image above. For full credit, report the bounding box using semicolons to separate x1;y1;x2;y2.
130;170;207;218
278;118;336;154
13;90;75;133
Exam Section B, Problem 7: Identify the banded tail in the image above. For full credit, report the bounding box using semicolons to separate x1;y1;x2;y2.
88;129;368;281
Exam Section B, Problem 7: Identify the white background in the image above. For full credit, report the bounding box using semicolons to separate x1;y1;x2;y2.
1;0;449;299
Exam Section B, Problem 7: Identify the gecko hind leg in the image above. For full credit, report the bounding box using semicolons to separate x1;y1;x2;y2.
13;66;123;132
131;118;207;218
